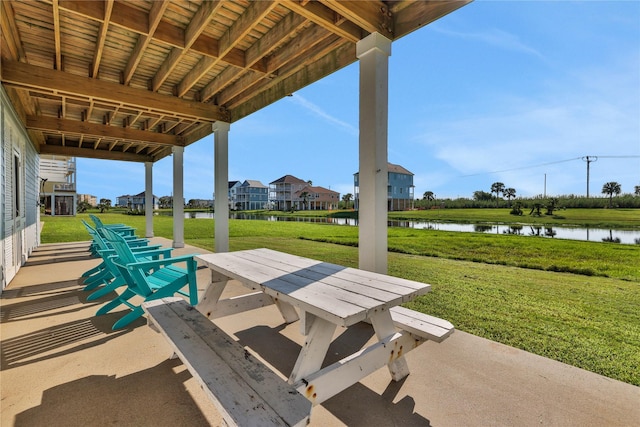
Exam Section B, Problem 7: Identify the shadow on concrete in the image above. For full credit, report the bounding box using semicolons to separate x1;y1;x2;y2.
0;314;132;370
0;280;84;300
234;321;432;426
24;254;97;267
13;359;211;427
0;291;100;323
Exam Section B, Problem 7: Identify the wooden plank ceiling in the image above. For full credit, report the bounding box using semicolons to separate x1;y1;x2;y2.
1;0;470;163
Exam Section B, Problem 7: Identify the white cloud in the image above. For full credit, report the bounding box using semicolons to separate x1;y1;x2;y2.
430;25;545;60
288;94;358;136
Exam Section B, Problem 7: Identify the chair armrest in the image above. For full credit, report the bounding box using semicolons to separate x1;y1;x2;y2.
128;247;174;258
114;254;199;271
130;244;164;252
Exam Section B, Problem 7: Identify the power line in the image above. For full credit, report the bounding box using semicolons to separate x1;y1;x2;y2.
459;157;581;177
458;155;640;178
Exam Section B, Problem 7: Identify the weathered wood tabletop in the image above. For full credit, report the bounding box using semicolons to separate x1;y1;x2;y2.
196;248;435;405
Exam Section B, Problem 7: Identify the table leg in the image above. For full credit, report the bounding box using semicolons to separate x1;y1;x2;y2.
273;298;299;324
289;313;337;384
370;309;410;381
195;270;229;319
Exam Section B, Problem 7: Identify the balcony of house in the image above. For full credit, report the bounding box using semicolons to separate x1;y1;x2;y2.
52;183;76;192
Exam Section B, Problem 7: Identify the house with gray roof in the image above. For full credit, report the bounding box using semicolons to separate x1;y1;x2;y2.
236;180;269;210
354;162;415;211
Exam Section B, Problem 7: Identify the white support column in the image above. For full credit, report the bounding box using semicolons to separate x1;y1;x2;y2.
356;32;391;274
144;161;154;238
213;121;230;253
172;146;184;248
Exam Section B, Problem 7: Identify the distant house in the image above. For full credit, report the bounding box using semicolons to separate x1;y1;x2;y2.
78;194;97;207
187;199;213;209
116;192;159;210
270;175;309;211
228;181;241;210
236;180;269;210
40;155;77;216
354;162;414;211
294;185;340;210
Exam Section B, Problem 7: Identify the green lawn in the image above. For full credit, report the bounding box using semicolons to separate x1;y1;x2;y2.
42;213;640;386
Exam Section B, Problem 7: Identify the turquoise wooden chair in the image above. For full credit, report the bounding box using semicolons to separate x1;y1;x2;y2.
81;219;153;290
89;214;137;237
97;228;199;330
81;220;173;301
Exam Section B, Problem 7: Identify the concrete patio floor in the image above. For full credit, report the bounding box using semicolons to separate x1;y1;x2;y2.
1;239;638;427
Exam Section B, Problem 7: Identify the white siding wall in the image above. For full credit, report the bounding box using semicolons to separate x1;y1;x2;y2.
1;87;40;290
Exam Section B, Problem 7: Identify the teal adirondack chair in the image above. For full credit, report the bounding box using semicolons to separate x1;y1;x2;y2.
97;228;199;330
81;220;159;290
89;214;137;237
81;220;173;301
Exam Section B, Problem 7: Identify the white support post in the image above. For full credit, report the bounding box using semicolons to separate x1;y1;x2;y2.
172;146;184;248
356;32;391;274
213;121;230;253
144;161;154;238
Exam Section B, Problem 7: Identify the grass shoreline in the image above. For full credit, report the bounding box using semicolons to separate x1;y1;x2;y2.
40;213;640;386
234;207;640;229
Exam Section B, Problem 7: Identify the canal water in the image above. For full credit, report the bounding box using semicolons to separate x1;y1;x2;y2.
173;211;640;245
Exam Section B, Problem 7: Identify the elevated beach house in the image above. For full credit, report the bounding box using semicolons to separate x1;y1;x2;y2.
354;162;415;211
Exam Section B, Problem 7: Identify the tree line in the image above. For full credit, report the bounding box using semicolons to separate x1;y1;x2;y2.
415;181;640;210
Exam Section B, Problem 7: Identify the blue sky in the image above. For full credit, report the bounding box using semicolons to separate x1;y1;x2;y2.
78;1;640;203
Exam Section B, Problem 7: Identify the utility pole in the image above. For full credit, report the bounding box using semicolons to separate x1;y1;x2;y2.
581;156;598;197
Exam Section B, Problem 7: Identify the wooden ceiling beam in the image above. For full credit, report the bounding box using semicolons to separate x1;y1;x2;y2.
199;11;308;103
55;1;266;78
280;0;364;43
175;0;277;98
229;40;354;121
151;1;224;92
91;0;114;79
320;0;391;36
27;115;183;146
52;0;62;69
2;60;230;122
40;143;153;162
392;0;471;39
1;1;25;61
218;25;333;106
123;0;169;85
223;31;339;110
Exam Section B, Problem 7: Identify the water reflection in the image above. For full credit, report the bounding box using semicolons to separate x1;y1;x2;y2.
165;211;640;245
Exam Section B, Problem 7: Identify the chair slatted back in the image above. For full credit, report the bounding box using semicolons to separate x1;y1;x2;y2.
101;228;153;296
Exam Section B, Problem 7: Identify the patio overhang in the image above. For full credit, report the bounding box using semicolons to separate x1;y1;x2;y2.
1;0;471;162
1;0;472;265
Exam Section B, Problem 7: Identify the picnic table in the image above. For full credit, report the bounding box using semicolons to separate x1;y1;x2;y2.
143;248;453;426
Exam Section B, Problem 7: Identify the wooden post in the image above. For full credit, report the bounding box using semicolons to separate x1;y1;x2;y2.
213;121;230;253
144;161;154;238
357;33;391;274
172;146;184;248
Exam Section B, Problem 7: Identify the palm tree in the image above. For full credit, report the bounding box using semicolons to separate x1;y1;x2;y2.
299;191;310;210
602;182;621;208
504;188;516;205
342;193;353;209
423;191;435;208
490;182;505;207
635;185;640;196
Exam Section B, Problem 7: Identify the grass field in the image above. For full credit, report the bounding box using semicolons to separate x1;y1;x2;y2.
41;212;640;386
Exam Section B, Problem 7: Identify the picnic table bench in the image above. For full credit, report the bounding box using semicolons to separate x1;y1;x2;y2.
142;248;453;426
